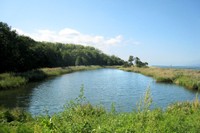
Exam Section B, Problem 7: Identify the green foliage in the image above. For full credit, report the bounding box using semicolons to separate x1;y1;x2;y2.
128;55;134;66
110;103;116;114
0;22;36;72
75;56;82;66
135;57;148;67
0;73;27;89
0;107;32;123
0;22;124;73
137;87;153;112
175;76;199;90
122;61;130;67
1;88;200;132
124;56;148;68
19;70;47;82
156;77;173;83
0;66;102;90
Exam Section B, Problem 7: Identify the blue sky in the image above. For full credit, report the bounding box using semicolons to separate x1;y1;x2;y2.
1;0;200;66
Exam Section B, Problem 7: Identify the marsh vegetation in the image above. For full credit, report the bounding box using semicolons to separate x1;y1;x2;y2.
120;66;200;91
1;88;200;133
0;66;102;90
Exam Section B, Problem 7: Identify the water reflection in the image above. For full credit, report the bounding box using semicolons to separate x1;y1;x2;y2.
0;68;198;115
0;82;40;109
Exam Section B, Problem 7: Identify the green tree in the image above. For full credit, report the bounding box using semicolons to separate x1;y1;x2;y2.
128;55;134;66
0;21;125;73
135;57;148;67
81;57;88;65
144;62;148;66
135;57;140;67
75;56;82;66
123;61;130;67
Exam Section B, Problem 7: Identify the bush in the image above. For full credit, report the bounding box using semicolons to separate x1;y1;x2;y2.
0;73;27;89
156;77;173;83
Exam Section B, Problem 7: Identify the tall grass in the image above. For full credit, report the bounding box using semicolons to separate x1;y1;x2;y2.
1;88;200;132
0;73;27;89
0;66;102;90
120;66;200;90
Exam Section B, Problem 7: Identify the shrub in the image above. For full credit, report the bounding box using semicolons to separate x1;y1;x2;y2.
0;73;27;89
156;77;173;83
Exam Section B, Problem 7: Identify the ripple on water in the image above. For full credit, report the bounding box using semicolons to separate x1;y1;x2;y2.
0;68;199;115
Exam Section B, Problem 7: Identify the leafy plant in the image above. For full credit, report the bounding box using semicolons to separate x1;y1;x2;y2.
137;87;153;113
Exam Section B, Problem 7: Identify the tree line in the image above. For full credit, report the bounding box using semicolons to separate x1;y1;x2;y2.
0;22;125;73
123;55;148;67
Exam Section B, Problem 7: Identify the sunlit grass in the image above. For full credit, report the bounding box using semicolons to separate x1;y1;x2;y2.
120;66;200;90
0;66;102;90
0;73;27;89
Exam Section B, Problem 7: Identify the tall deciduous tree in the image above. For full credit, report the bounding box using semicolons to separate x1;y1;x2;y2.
135;57;148;67
128;55;134;65
0;21;125;73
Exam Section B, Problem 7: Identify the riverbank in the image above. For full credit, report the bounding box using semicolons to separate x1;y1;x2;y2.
1;93;200;132
119;66;200;90
0;66;102;90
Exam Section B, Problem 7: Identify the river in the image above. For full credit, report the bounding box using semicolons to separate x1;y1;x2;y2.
0;68;198;115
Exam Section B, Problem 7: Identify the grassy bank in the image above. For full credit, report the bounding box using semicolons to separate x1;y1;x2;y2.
0;66;102;90
1;89;200;133
120;67;200;91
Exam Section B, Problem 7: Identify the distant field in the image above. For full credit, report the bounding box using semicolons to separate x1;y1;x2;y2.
154;65;200;70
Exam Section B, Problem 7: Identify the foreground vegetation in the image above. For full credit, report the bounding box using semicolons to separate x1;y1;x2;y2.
0;66;102;90
1;89;200;133
120;66;200;90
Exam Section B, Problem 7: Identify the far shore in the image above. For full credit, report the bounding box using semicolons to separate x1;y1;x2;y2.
1;65;200;91
118;66;200;91
0;66;102;90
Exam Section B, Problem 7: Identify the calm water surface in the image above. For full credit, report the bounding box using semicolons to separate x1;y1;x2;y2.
0;68;198;115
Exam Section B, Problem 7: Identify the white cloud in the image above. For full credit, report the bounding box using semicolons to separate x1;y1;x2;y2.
13;28;25;35
59;28;80;36
106;35;122;45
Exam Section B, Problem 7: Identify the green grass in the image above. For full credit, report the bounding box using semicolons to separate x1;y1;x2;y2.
119;66;200;91
0;73;27;89
0;66;102;90
1;88;200;133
